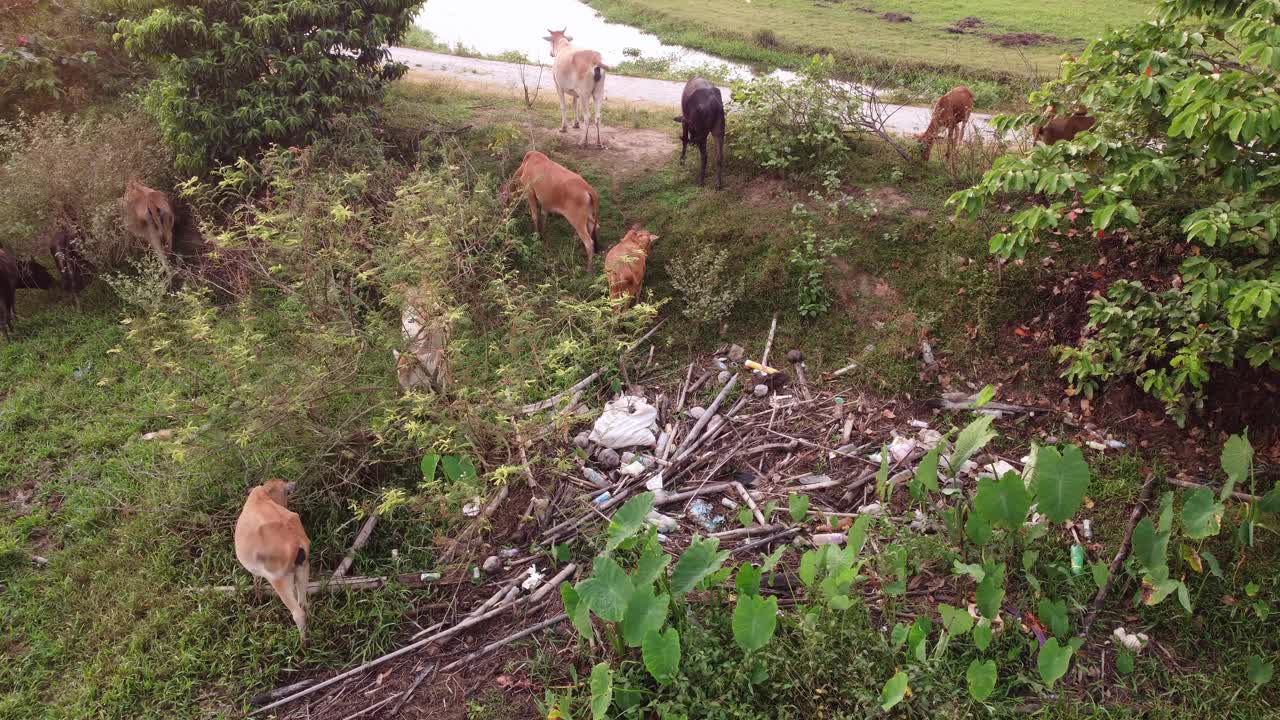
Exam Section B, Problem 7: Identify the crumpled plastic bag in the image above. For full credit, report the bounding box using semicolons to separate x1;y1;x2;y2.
589;395;659;449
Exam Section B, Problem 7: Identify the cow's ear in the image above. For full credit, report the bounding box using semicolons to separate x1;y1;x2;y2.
285;482;297;493
542;35;552;41
672;116;683;123
564;34;573;41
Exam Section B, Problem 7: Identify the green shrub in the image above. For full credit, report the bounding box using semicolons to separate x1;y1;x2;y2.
950;0;1280;423
667;245;745;326
115;0;421;173
728;55;852;181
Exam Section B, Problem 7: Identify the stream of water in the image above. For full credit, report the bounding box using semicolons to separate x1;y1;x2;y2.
414;0;792;81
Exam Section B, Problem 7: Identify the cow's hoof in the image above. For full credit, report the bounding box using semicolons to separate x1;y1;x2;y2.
559;127;567;133
573;122;580;129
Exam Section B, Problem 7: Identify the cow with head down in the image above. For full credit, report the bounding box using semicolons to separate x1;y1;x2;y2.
675;77;726;190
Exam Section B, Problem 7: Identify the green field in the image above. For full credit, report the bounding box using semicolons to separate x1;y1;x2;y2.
585;0;1152;106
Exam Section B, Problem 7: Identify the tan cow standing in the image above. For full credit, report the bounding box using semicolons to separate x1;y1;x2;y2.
121;179;175;270
500;151;602;271
605;227;659;308
544;28;608;147
234;479;311;645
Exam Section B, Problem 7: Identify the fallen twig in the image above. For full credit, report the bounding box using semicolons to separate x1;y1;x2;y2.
676;375;739;456
439;613;569;674
712;523;785;540
732;527;802;555
250;678;316;706
330;509;381;583
388;663;437;717
200;569;444;596
1165;477;1262;503
1081;473;1160;634
338;694;396;720
760;314;778;368
734;481;767;526
521;370;602;415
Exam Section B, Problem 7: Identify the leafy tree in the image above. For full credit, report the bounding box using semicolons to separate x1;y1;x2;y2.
116;0;421;172
951;0;1280;423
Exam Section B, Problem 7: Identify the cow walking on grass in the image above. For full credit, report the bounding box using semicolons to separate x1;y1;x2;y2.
544;28;608;148
235;479;311;646
0;248;55;339
500;151;603;272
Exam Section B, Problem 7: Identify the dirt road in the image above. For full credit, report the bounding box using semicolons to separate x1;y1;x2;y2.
390;47;995;137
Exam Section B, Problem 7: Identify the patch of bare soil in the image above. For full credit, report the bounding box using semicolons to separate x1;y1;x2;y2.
540;125;677;177
866;186;912;214
988;32;1060;47
946;16;984;34
740;176;792;209
881;12;912;23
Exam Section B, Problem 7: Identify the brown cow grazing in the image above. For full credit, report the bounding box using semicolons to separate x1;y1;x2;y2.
605;227;659;308
917;86;975;164
675;77;726;190
0;248;55;339
1034;113;1096;145
121;179;175;270
234;479;311;645
544;29;609;147
499;151;602;271
49;227;92;310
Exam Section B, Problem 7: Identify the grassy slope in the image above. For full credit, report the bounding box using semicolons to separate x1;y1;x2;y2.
584;0;1151;78
3;78;1277;718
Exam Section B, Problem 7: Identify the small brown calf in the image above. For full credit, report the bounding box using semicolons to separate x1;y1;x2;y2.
500;151;602;271
1033;114;1096;145
234;479;311;645
917;86;974;163
605;227;659;308
121;179;175;270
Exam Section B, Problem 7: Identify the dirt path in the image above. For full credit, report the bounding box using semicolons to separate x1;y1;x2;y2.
390;47;996;137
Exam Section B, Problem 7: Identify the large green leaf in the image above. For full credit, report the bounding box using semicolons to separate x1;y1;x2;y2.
642;628;681;685
846;514;871;557
1220;433;1252;500
589;662;612;720
1034;445;1090;523
620;585;669;647
632;541;670;588
1131;516;1170;575
560;582;593;638
879;671;909;711
974;472;1031;530
907;616;932;661
947;415;996;475
1037;597;1069;638
798;548;820;587
440;455;476;483
788;493;809;524
735;564;762;598
939;603;974;636
606;492;656;552
731;593;778;653
1037;638;1074;689
1181;487;1225;540
914;446;941;493
576;556;632;623
973;618;993;651
966;659;997;701
966;510;992;546
669;537;729;595
1261;489;1280;515
419;452;440;482
976;563;1005;619
1247;654;1275;687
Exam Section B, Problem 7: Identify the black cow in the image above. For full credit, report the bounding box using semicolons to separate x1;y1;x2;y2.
0;248;55;339
675;77;726;190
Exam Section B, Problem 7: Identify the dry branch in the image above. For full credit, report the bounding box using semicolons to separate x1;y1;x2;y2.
1165;476;1262;503
1081;473;1160;634
521;370;601;415
330;509;380;582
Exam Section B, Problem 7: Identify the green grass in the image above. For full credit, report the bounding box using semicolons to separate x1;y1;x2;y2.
584;0;1153;108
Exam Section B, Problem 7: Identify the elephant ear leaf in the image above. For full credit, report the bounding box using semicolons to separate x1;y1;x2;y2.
1034;445;1089;523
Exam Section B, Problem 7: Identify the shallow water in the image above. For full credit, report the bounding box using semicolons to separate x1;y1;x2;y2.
414;0;792;81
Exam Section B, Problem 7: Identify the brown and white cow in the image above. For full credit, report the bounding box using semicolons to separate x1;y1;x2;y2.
500;151;602;271
121;179;175;270
544;29;608;147
605;227;659;308
1034;113;1096;145
234;479;311;645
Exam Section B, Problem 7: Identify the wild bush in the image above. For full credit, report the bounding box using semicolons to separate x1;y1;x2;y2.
728;55;853;181
0;110;171;265
116;0;420;173
667;245;745;327
0;0;143;118
950;0;1280;423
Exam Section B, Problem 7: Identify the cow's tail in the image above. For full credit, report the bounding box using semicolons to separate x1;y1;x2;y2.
589;190;601;252
593;65;604;83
